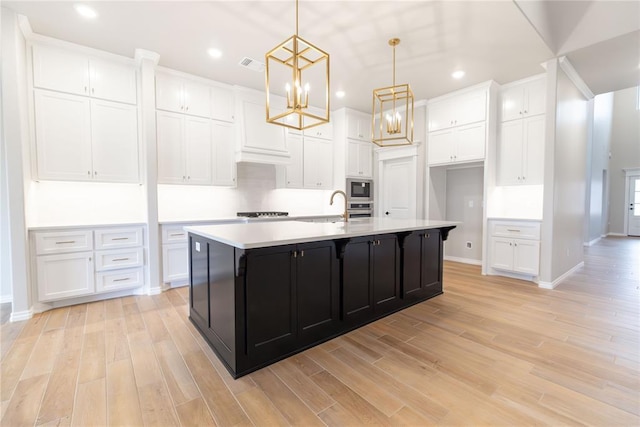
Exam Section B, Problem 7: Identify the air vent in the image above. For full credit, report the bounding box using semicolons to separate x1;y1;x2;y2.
239;57;265;72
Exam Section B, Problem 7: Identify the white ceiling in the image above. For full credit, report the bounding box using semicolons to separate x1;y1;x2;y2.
3;1;639;112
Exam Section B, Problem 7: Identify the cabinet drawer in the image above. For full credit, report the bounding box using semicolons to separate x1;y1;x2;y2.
35;230;93;255
96;267;143;293
95;227;143;250
95;247;143;271
491;222;540;240
161;226;188;243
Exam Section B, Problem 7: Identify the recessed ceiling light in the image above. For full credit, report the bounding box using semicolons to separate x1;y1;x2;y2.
452;70;465;79
207;48;222;59
74;4;98;19
335;90;345;98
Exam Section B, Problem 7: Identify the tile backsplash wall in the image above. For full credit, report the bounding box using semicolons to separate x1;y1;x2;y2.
157;163;342;221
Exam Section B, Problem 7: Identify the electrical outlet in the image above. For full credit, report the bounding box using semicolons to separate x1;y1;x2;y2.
466;241;472;249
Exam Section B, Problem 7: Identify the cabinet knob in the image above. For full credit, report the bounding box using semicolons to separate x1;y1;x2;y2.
84;86;87;93
186;106;189;111
94;171;97;176
424;233;430;238
87;171;91;175
523;110;527;114
385;211;389;216
92;88;95;94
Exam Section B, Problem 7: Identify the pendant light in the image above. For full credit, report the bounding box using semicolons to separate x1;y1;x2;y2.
265;0;330;130
372;38;414;146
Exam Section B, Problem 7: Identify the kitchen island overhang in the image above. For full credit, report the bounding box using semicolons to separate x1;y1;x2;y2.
186;218;457;378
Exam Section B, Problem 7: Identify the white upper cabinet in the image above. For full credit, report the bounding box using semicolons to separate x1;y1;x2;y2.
497;115;545;186
211;85;235;123
156;111;213;185
303;137;333;189
32;44;137;105
428;89;486;132
428;122;486;166
34;90;138;182
156;73;211;118
346;110;371;141
236;88;289;164
212;121;237;186
284;134;304;188
346;139;372;178
501;77;545;122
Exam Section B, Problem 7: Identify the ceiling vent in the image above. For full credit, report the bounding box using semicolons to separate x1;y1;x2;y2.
239;57;265;73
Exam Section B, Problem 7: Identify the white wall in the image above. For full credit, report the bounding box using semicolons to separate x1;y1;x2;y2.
444;167;484;262
608;86;640;235
158;163;342;221
543;65;589;283
585;92;614;243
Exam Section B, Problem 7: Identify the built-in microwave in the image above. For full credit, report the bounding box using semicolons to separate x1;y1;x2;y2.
346;178;373;201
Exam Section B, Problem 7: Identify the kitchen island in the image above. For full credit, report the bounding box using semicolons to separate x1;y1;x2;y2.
186;218;457;378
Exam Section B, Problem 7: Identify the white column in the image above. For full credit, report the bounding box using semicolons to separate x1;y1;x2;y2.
2;10;33;321
135;49;162;295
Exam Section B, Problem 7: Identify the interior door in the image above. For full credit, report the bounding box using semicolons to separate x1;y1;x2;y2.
381;157;415;219
628;177;640;236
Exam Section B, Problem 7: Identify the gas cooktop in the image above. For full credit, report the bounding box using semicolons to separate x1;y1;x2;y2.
237;211;289;218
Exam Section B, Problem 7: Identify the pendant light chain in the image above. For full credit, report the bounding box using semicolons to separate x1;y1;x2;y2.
295;0;299;36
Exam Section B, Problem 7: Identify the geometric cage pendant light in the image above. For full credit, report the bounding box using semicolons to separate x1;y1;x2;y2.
265;0;330;130
372;38;414;146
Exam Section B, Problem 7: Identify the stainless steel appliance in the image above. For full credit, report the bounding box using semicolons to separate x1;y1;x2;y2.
346;179;373;218
346;178;373;201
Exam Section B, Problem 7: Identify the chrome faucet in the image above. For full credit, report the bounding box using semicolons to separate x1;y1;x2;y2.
330;190;348;222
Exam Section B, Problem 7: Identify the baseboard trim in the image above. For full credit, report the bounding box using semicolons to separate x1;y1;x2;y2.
444;256;482;266
0;294;13;304
584;236;601;247
10;308;33;322
538;261;585;289
607;232;626;237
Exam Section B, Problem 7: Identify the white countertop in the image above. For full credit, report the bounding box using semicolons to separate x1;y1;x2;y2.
185;218;458;249
159;214;343;225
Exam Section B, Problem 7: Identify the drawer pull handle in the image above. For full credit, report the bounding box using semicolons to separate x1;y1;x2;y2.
112;237;129;241
113;277;130;282
55;240;76;244
169;233;185;237
112;258;130;262
506;229;520;232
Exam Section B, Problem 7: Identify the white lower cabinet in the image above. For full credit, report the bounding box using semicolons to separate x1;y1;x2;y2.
161;225;189;285
33;225;145;303
489;220;540;277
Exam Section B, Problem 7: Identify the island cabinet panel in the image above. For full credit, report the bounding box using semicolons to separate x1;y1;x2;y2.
372;234;401;313
189;236;210;328
400;230;443;302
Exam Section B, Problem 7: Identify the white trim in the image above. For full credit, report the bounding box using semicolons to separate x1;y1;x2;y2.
499;73;546;91
537;261;584;289
17;14;33;38
134;49;160;66
148;286;163;296
0;294;13;304
444;256;482;266
427;80;496;104
623;168;640;177
10;308;33;322
584;236;601;247
607;232;627;237
375;144;418;160
558;57;594;100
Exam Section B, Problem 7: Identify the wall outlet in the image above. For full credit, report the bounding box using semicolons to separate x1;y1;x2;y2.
466;241;472;249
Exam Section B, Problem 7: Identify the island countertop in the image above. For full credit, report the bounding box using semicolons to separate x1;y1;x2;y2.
185;217;458;249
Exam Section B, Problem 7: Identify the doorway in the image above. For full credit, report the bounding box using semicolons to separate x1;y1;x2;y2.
627;176;640;236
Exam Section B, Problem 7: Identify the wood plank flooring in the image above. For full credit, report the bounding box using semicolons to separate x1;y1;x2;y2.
1;236;638;426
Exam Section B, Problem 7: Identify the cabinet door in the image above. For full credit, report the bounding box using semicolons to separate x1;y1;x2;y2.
427;129;455;165
490;238;514;271
524;78;545;117
501;86;525;122
156;111;186;184
162;243;188;283
184;116;213;185
189;236;209;326
32;44;90;97
427;100;452;131
497;120;523;186
183;80;211;118
245;246;297;356
303;137;333;189
91;99;139;182
372;234;400;313
421;230;442;297
522;115;545;185
402;232;422;298
305;121;333;140
155;74;184;113
89;58;137;105
296;242;339;342
37;252;94;302
240;97;288;154
346;140;360;176
357;141;373;178
342;237;373;322
457;90;486;126
346;112;369;141
513;239;540;275
286;134;304;188
212;121;237;186
34;90;93;181
455;122;486;163
211;85;235;122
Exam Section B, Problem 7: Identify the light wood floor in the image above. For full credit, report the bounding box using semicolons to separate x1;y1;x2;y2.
1;237;638;426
